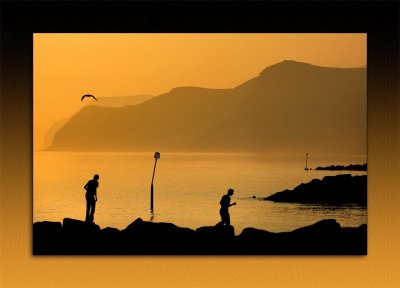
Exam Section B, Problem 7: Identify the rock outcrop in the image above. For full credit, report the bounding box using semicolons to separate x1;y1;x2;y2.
264;174;367;205
33;218;367;255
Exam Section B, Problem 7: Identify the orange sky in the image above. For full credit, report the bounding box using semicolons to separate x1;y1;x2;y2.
33;33;366;150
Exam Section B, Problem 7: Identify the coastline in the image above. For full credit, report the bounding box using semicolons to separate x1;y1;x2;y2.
33;217;367;255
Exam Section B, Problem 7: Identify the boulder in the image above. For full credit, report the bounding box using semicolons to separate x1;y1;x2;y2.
196;223;235;241
61;218;101;254
63;218;101;235
123;218;196;241
121;218;197;254
195;224;236;254
33;221;63;254
277;219;344;254
237;219;343;255
33;221;63;235
291;219;341;236
237;227;277;251
238;227;275;242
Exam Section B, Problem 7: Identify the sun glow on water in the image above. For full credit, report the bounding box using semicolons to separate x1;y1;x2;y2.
34;152;367;233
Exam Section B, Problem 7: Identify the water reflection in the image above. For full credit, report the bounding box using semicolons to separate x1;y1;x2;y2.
34;152;367;233
296;202;366;211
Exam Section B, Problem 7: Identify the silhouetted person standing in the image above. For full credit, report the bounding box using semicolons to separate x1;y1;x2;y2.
219;188;236;226
84;174;99;223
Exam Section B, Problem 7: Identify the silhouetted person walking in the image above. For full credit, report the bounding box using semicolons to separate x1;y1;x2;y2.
84;174;99;223
219;188;236;226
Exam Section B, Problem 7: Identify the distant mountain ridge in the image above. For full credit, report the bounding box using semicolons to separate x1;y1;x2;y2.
48;61;366;153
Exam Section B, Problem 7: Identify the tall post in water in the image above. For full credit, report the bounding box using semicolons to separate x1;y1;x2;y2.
151;152;161;212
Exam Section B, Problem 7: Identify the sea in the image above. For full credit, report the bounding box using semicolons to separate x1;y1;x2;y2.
33;152;367;234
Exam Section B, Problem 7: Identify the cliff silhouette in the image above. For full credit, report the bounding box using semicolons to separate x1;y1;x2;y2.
47;61;366;153
41;95;153;150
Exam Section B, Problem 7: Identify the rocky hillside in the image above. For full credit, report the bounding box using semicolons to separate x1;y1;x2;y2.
48;61;366;153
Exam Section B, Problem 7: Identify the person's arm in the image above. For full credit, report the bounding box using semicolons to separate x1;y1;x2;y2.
228;196;236;206
94;192;97;201
84;181;89;190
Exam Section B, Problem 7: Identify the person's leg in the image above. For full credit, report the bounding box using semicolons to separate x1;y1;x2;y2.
226;212;230;226
90;200;96;222
221;210;229;225
219;209;224;225
85;197;90;222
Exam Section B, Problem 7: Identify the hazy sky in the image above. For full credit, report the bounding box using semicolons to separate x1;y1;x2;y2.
33;33;366;150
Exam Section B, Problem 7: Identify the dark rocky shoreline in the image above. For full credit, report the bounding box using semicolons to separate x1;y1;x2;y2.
315;163;367;171
265;174;367;205
33;218;367;255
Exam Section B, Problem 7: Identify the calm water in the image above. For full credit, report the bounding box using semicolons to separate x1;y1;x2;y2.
33;152;367;234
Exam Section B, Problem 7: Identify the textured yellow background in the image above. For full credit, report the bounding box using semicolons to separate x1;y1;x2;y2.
1;16;399;287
